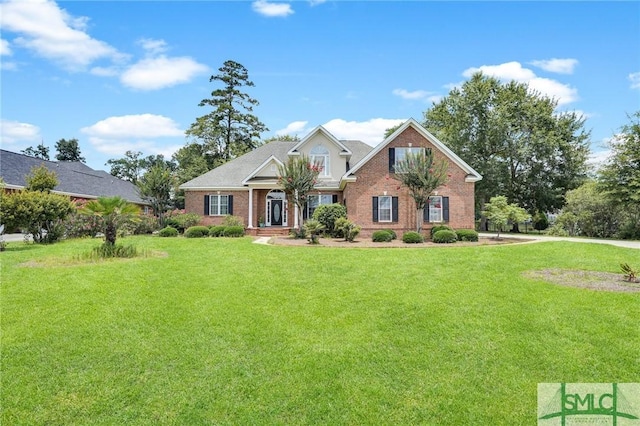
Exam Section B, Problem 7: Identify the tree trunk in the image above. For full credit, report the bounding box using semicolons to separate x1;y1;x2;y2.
105;223;117;245
511;222;520;233
417;207;424;233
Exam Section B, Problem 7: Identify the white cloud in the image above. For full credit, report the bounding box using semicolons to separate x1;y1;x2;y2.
89;66;120;77
0;119;41;144
321;118;406;146
462;61;578;105
120;56;209;91
0;39;12;55
276;121;310;136
0;0;126;70
629;72;640;90
138;38;168;56
252;0;294;17
530;58;578;74
309;0;327;6
81;114;184;156
588;149;610;170
392;89;432;101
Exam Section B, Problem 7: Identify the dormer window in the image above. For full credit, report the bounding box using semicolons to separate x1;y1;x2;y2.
310;145;330;177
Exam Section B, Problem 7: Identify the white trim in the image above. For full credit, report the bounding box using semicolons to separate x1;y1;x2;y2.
287;126;353;156
248;187;254;228
344;118;482;182
182;186;248;191
241;155;285;185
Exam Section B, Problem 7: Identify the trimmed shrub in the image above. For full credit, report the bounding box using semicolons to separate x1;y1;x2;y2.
158;226;179;237
222;215;244;227
164;212;200;233
223;225;245;238
433;229;457;244
402;231;424;244
209;225;226;237
184;226;210;238
430;225;452;238
312;203;347;236
334;217;361;242
533;211;549;232
456;229;478;242
372;230;394;242
385;229;397;240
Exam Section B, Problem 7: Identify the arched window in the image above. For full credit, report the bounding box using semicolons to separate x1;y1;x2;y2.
310;145;330;177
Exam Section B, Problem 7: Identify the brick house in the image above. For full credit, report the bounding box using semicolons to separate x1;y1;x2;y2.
0;149;150;210
180;119;482;236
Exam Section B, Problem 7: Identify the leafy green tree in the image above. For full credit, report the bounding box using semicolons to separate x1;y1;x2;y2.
21;143;50;160
81;196;140;246
384;124;403;139
482;195;530;239
551;181;623;238
263;134;300;143
277;156;320;231
25;165;58;192
424;73;590;222
394;150;448;232
186;60;268;165
106;151;175;184
0;190;74;243
138;164;175;226
598;111;640;230
172;143;211;184
55;138;85;162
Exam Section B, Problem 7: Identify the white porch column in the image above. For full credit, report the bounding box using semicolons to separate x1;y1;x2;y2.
248;187;254;228
294;190;299;229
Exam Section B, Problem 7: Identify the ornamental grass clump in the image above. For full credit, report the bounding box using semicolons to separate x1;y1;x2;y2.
92;242;137;258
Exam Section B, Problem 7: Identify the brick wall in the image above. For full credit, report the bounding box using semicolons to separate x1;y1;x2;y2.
344;126;476;237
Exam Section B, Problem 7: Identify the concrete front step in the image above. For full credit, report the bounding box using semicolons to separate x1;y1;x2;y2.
253;227;292;237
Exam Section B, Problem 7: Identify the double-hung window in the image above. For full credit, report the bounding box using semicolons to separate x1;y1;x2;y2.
210;195;229;216
306;194;333;218
310;145;330;177
378;196;392;222
389;147;430;173
428;196;443;222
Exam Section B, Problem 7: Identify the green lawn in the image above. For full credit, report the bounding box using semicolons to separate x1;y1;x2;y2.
1;237;638;425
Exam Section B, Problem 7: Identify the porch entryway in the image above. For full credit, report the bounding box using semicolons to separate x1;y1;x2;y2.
266;189;288;227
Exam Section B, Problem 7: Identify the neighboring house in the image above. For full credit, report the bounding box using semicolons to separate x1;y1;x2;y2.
0;149;150;210
180;119;482;236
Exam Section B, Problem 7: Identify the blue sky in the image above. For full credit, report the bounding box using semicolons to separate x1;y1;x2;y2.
1;0;639;171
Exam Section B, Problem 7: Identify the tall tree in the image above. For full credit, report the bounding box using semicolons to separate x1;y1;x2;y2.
424;73;590;222
186;60;268;166
55;138;85;162
394;151;448;232
482;196;530;239
598;111;640;218
138;164;175;226
106;151;175;184
21;143;50;160
25;165;58;192
277;156;320;230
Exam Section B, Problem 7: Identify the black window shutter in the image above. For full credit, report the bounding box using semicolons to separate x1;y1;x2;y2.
388;148;395;173
443;197;449;222
372;196;379;222
424;199;431;222
303;203;308;220
204;195;210;215
392;196;399;222
332;194;338;203
228;195;233;215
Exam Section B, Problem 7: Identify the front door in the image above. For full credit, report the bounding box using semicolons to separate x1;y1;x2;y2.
270;199;283;226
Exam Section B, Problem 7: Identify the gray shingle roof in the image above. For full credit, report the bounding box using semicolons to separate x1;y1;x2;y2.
0;149;148;204
179;140;374;189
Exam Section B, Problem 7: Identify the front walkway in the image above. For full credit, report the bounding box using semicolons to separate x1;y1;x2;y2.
478;233;640;250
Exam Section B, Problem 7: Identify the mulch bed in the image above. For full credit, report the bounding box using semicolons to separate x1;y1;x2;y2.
524;269;640;292
268;236;532;248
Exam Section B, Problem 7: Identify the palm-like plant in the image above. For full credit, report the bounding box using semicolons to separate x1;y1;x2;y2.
82;196;140;245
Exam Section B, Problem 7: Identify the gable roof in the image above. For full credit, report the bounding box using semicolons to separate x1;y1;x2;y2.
346;118;483;182
0;149;148;204
287;126;353;157
180;139;373;190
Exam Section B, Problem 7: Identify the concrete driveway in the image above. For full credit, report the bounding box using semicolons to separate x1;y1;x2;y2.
479;233;640;249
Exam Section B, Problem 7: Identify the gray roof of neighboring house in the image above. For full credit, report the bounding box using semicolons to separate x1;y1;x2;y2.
0;149;148;204
180;140;374;189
